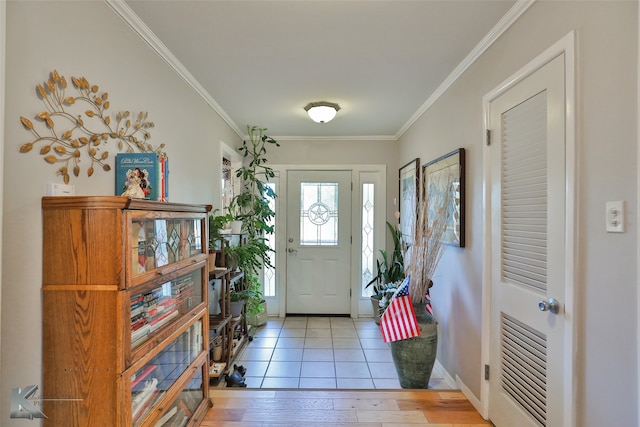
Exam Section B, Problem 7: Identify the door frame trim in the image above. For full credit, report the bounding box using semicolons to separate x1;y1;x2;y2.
480;31;576;426
271;164;386;318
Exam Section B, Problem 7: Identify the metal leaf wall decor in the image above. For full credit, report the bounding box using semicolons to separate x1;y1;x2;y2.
19;70;166;184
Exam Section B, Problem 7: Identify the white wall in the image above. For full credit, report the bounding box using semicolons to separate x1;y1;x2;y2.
1;1;240;424
399;1;638;426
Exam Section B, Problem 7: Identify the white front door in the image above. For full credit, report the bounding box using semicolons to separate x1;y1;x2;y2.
487;52;572;427
286;170;352;314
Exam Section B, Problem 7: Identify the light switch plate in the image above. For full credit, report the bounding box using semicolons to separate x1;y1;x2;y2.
605;200;624;233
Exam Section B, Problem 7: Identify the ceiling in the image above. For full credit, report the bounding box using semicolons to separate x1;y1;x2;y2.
122;0;517;140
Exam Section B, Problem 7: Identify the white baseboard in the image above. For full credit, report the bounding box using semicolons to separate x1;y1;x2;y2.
432;360;485;419
455;374;485;418
433;359;456;389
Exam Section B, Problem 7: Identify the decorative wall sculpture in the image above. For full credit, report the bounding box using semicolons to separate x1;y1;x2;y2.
19;70;165;184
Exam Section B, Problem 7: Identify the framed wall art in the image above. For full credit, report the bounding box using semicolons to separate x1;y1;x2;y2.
422;148;466;247
399;158;420;243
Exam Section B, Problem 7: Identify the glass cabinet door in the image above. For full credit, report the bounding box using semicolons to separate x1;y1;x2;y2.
131;268;204;350
153;368;205;427
130;320;203;426
131;216;204;278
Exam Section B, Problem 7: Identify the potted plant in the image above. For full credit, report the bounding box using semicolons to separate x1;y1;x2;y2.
383;165;457;389
366;220;406;323
228;287;246;318
224;125;279;325
208;209;233;268
225;198;244;234
235;276;266;326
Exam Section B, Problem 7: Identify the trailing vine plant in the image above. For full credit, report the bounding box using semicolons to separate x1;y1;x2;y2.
19;70;166;184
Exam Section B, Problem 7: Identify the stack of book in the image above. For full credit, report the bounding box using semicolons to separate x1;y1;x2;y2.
131;286;179;347
172;274;195;313
131;294;150;347
131;377;158;422
145;288;178;334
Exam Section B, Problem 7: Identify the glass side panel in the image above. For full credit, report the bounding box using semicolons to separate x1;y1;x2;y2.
131;268;203;349
264;182;276;296
132;218;203;277
300;182;339;246
154;368;204;426
361;183;375;297
131;320;203;426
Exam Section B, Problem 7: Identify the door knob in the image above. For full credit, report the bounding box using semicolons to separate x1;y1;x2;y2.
287;247;297;254
538;298;560;314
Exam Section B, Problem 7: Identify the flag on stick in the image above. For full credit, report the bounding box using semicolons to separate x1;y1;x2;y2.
380;275;420;343
425;289;433;317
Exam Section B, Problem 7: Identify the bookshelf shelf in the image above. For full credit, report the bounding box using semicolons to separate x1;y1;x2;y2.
208;240;249;381
42;196;212;427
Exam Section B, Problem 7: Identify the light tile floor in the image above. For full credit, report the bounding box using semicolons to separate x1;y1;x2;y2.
231;316;454;389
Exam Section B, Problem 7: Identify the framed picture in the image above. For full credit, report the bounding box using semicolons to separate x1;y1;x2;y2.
399;158;420;243
422;148;465;247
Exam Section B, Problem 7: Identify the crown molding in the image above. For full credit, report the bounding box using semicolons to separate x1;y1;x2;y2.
105;0;244;138
106;0;534;142
396;0;536;139
271;134;398;142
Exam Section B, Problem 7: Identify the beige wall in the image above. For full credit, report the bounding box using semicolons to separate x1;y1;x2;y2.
399;1;637;426
1;1;241;423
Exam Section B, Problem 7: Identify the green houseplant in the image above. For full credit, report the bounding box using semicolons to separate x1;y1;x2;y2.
366;220;406;323
207;209;233;269
209;209;232;250
226;125;279;323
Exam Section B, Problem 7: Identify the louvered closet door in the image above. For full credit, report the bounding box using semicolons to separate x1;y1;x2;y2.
488;54;566;427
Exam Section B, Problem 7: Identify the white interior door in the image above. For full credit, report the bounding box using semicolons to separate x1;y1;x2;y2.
487;53;569;427
286;170;352;314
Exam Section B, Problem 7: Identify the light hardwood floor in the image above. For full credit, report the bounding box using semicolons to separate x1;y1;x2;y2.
205;389;492;426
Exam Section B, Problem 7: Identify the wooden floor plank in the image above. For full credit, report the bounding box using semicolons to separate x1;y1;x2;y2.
217;397;335;410
356;409;428;424
332;398;400;411
204;388;491;426
242;408;359;423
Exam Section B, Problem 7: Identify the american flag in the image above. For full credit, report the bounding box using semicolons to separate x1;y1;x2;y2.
380;275;420;343
425;289;433;316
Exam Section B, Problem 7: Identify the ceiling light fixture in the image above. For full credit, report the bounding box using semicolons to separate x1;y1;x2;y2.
304;101;340;123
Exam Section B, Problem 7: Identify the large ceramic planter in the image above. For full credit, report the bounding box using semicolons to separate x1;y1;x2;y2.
389;302;438;388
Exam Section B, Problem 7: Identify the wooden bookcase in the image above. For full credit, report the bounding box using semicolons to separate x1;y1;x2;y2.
42;196;212;427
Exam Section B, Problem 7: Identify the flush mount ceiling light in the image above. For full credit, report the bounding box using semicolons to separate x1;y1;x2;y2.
304;101;340;123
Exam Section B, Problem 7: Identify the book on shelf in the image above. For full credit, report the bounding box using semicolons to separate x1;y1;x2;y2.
131;377;158;421
131;317;147;332
115;152;169;202
130;308;145;322
131;365;157;389
149;309;179;333
131;324;151;343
